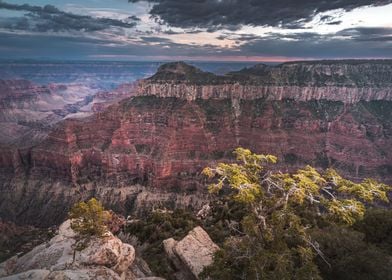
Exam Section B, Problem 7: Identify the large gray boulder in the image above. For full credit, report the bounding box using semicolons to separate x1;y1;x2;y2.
0;220;135;279
163;226;219;280
0;268;121;280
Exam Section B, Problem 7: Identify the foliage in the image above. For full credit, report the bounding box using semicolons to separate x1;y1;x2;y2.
125;209;200;279
311;225;392;280
201;148;390;280
68;198;111;237
354;208;392;254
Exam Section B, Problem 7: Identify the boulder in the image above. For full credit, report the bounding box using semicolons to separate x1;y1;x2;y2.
0;268;121;280
136;278;166;280
163;226;219;280
0;220;135;279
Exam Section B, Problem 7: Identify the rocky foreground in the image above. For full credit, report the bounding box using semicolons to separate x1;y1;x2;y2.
0;220;218;280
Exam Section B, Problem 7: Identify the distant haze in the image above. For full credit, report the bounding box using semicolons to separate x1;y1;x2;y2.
0;60;258;89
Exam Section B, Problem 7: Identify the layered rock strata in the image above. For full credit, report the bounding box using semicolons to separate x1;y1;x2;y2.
137;61;392;103
0;61;391;227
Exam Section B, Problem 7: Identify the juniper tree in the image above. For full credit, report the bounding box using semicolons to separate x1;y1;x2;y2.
69;198;111;237
202;148;390;280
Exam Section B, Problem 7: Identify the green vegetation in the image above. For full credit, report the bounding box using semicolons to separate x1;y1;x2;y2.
69;198;111;237
125;209;200;278
360;100;392;124
306;100;344;121
312;224;392;280
0;225;55;263
196;99;232;133
354;208;392;254
201;148;390;280
135;143;151;154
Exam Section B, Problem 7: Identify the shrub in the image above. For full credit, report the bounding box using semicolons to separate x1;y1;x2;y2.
68;198;111;237
201;148;390;280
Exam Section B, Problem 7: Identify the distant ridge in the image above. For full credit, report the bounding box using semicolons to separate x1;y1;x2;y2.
145;60;392;87
137;60;392;102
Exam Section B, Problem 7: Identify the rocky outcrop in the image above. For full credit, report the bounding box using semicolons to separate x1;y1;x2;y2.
0;220;136;279
0;61;391;227
0;268;122;280
0;79;136;147
163;226;219;280
138;61;392;103
137;82;392;103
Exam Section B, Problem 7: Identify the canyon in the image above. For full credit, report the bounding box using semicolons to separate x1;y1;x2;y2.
0;79;136;147
0;60;391;227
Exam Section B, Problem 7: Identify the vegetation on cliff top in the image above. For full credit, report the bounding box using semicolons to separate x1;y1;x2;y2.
69;198;112;237
201;148;391;280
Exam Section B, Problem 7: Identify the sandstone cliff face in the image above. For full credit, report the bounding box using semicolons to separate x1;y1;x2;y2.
0;95;390;226
0;61;391;227
137;82;392;103
137;61;392;103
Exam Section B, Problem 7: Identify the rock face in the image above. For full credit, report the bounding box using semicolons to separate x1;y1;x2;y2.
0;79;135;147
0;220;135;279
138;61;392;103
0;61;391;226
163;226;219;280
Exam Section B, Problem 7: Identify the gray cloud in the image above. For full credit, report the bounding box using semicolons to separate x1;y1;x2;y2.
0;31;224;60
1;26;391;61
0;1;139;32
236;29;392;59
140;36;172;43
129;0;392;30
337;27;392;41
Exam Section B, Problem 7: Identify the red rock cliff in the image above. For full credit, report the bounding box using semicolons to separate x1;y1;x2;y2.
0;61;391;226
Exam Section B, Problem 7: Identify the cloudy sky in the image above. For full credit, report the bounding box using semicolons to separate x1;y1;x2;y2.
0;0;391;61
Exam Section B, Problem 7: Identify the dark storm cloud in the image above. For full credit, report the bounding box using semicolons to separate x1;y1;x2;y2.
217;33;261;42
319;15;342;25
238;35;392;59
326;21;342;25
162;29;203;35
0;31;223;59
140;36;172;43
233;27;392;59
0;1;139;32
337;27;392;41
1;26;390;61
129;0;392;30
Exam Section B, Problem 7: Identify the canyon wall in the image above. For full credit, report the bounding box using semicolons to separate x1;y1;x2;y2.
137;82;392;103
0;60;391;226
138;61;392;103
0;79;136;147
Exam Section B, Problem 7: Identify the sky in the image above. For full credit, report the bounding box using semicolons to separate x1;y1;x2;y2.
0;0;391;61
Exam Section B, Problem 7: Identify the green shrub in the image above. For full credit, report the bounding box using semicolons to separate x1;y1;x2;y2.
201;148;390;280
355;208;392;254
68;198;111;237
312;225;392;280
125;209;200;279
